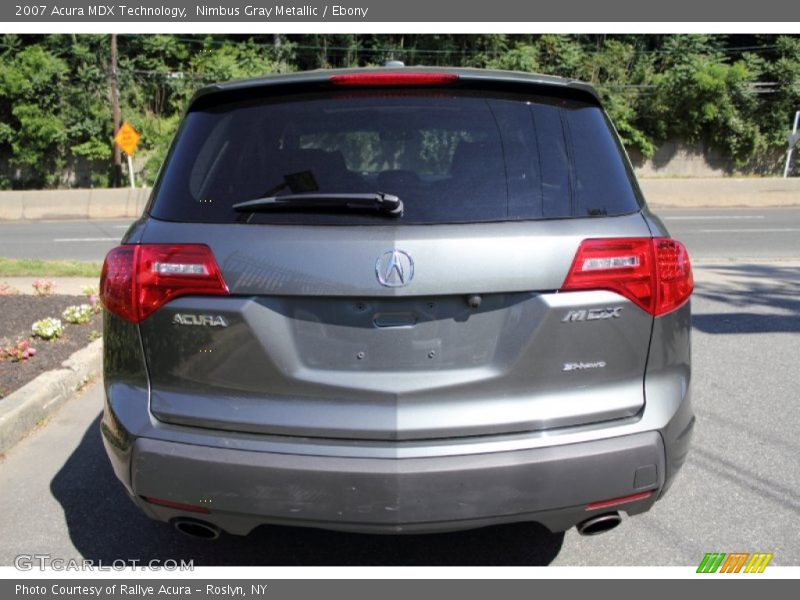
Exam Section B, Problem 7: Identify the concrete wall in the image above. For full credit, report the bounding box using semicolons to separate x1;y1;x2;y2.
631;142;736;178
0;188;150;220
0;179;799;220
630;141;788;178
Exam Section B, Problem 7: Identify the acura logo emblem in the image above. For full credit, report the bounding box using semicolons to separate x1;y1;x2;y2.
375;250;414;287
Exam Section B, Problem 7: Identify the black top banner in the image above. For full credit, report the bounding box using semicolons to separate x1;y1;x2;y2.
4;0;800;22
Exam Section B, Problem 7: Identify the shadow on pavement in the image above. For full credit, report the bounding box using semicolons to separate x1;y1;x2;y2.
693;312;800;334
692;263;800;334
50;415;564;566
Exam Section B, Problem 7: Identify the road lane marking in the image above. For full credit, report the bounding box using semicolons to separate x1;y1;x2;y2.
664;216;766;220
691;228;800;233
54;237;117;242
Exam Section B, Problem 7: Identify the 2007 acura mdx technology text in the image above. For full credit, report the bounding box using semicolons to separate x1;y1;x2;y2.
99;65;694;541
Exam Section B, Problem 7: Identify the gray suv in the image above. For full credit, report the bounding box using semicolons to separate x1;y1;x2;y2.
100;66;694;541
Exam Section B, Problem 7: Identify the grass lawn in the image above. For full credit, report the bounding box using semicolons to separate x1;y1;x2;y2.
0;257;102;277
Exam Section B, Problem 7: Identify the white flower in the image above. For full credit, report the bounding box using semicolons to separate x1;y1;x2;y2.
62;304;93;324
31;318;63;340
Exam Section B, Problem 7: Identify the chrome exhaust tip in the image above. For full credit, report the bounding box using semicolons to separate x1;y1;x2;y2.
576;512;622;536
173;518;221;540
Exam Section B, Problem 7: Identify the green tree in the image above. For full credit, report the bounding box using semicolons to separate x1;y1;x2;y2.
1;34;800;188
0;43;68;187
643;36;762;164
747;36;800;148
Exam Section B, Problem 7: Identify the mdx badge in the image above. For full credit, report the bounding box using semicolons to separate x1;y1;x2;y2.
562;307;623;322
173;314;229;327
376;250;414;287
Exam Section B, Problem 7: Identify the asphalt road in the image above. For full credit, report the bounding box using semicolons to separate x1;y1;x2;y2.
0;219;131;262
655;207;800;261
1;207;799;566
0;257;798;566
2;207;800;262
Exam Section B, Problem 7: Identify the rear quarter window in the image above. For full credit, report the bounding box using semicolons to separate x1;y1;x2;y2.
149;87;642;225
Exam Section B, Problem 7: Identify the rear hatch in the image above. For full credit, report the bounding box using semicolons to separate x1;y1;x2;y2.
137;73;654;441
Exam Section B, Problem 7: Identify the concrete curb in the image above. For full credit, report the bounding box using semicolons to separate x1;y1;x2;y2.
641;178;800;208
0;339;102;455
0;277;100;296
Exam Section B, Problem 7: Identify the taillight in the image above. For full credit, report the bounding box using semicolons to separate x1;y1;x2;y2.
330;72;459;87
100;246;137;322
100;244;228;323
561;237;693;317
652;238;694;316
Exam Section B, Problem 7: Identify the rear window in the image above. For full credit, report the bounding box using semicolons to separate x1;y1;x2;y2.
150;88;642;225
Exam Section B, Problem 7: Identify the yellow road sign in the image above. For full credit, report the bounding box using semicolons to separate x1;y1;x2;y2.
114;122;141;156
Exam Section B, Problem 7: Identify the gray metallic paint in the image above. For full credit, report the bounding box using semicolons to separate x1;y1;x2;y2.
128;432;664;534
101;297;691;533
135;214;656;442
138;214;651;297
189;66;603;106
101;69;693;535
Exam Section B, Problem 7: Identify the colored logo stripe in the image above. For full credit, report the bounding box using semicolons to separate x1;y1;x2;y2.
744;553;773;573
720;553;749;573
697;553;726;573
697;552;773;573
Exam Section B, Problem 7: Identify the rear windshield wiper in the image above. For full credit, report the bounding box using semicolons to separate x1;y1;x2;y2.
232;192;403;218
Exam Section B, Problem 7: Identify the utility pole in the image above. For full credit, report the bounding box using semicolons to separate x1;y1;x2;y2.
110;34;122;186
784;111;800;178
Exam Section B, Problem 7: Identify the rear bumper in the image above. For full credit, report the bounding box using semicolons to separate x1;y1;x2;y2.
106;421;665;534
101;300;693;535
